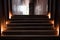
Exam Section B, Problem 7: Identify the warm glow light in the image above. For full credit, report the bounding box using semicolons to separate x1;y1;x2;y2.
1;23;7;36
9;11;13;19
50;20;54;29
56;25;59;36
6;20;10;25
47;12;51;19
50;20;54;25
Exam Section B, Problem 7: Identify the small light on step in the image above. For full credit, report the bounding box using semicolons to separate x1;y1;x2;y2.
56;24;59;36
50;20;54;28
6;20;10;25
9;11;13;19
50;20;54;25
47;12;51;19
1;23;7;36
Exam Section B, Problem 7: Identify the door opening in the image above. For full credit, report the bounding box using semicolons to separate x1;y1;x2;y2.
11;0;48;15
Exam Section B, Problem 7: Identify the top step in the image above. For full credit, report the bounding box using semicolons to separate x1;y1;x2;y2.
11;15;49;19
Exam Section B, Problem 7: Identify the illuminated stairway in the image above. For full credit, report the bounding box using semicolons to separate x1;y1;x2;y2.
2;15;57;39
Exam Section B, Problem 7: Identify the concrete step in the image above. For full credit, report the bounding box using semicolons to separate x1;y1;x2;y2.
12;15;48;18
11;18;49;20
8;23;52;26
10;20;49;23
10;18;49;20
1;36;59;40
2;35;57;37
3;30;56;35
7;26;53;30
7;26;51;28
11;15;49;20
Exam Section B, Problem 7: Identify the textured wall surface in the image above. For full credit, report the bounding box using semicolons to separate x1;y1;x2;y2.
12;0;48;15
12;0;29;15
35;0;48;15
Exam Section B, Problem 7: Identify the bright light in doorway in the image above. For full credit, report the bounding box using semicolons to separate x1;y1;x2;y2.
17;5;29;15
48;12;51;19
9;11;13;19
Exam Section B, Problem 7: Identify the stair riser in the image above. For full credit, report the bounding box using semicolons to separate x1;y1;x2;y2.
11;22;49;23
11;18;49;20
11;20;49;23
1;37;58;39
7;25;52;27
3;32;55;35
8;24;52;26
7;26;52;28
12;15;48;18
8;28;53;30
8;23;52;25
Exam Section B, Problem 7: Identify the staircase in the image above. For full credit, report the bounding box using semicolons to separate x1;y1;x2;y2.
2;15;57;40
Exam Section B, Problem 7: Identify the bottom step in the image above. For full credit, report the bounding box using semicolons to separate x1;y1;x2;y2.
1;36;59;40
2;35;57;37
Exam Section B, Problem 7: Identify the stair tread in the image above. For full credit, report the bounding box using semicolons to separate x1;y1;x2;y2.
11;20;49;23
2;35;57;37
12;15;49;20
12;15;48;18
8;23;51;25
10;18;49;20
11;20;49;21
4;30;55;32
8;23;52;26
7;26;52;28
11;18;49;20
7;26;53;30
3;30;56;35
7;28;54;30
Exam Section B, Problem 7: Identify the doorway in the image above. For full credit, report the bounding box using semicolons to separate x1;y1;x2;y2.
11;0;48;15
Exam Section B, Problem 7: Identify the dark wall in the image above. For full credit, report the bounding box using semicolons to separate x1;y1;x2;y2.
55;0;60;27
29;0;35;15
0;0;4;30
3;0;9;20
0;0;2;30
57;0;60;36
0;0;8;20
51;0;56;20
0;0;4;18
48;0;51;12
57;0;60;23
0;0;9;27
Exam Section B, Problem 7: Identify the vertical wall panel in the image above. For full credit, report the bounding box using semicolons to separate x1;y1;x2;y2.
12;0;30;15
35;0;48;15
